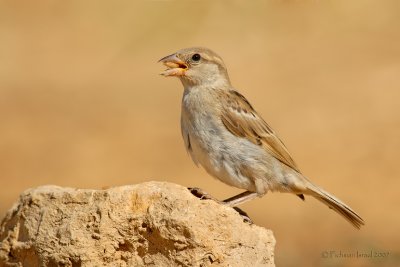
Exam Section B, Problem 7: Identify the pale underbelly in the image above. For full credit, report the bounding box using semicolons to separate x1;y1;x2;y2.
188;132;259;192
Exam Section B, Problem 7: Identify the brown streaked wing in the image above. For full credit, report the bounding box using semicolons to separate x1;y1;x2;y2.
219;90;301;173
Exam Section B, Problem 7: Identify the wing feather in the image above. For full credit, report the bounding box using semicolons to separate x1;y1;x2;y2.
219;90;301;173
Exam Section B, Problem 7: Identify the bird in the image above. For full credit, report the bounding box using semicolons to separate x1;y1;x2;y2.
159;47;364;229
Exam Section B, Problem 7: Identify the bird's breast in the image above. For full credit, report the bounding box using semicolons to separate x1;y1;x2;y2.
181;88;225;166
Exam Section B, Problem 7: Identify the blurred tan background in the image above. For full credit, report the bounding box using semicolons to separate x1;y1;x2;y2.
1;0;399;266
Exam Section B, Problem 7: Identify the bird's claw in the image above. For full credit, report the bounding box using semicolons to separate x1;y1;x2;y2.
232;207;253;224
188;187;253;224
188;187;218;201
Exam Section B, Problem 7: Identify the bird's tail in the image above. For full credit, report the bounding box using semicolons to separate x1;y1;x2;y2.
306;184;365;229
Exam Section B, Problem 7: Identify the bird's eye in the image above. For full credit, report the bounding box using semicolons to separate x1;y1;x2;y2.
191;53;201;61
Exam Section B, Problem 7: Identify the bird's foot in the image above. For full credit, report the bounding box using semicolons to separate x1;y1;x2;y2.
188;187;220;202
233;207;253;224
187;187;253;224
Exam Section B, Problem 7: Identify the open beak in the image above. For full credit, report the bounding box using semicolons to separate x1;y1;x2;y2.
158;53;188;77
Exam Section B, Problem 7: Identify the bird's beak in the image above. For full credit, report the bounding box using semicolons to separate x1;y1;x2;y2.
158;53;188;77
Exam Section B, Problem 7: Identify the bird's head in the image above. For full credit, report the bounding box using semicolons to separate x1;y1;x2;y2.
159;47;230;87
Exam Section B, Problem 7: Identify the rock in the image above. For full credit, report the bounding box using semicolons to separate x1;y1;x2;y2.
0;182;275;267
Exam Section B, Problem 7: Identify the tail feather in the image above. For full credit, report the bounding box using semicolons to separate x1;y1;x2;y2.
307;185;365;229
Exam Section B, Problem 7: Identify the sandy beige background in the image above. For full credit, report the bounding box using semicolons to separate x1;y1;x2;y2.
1;1;399;266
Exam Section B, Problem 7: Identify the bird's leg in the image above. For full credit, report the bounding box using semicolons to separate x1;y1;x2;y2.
222;191;260;223
222;191;260;207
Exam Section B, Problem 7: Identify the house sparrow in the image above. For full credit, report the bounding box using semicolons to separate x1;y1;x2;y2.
159;47;364;229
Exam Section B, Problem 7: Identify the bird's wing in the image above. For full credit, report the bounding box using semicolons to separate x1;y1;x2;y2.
219;90;300;173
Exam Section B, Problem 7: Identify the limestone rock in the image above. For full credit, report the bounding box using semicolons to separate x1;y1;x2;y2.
0;182;275;266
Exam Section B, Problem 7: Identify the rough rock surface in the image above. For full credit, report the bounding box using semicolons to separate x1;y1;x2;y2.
0;182;275;267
